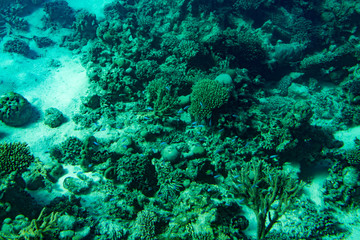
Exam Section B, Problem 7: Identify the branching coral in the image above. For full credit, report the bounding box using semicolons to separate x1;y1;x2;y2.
18;208;59;239
189;79;229;120
0;208;60;240
0;142;34;174
145;78;178;116
229;159;304;240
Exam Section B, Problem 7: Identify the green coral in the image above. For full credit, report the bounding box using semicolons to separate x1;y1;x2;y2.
229;159;304;240
145;78;178;116
131;210;157;240
0;142;34;174
115;153;158;196
345;146;360;166
0;92;33;127
0;208;60;239
189;79;229;120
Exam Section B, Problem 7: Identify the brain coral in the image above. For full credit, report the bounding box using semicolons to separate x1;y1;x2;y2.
0;142;34;174
0;92;33;126
189;79;229;119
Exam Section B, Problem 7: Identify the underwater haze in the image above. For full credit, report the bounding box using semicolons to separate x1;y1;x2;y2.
1;0;360;239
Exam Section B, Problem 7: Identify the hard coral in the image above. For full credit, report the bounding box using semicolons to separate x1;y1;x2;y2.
130;210;157;240
3;39;30;56
0;92;33;127
0;142;34;174
230;159;303;240
189;79;229;120
43;0;75;28
145;78;178;116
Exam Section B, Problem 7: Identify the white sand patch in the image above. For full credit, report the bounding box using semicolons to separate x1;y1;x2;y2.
334;126;360;150
242;205;257;239
66;0;115;19
304;174;326;208
0;46;89;163
26;7;46;31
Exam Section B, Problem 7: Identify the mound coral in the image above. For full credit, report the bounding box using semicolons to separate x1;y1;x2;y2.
3;39;30;56
0;92;33;127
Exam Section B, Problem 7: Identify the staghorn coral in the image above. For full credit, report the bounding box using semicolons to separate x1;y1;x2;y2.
0;142;34;174
18;208;59;239
189;79;229;120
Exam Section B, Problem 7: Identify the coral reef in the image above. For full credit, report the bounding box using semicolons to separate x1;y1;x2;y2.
0;142;34;174
229;159;303;240
2;0;360;239
43;0;75;28
44;108;65;128
3;39;30;56
189;79;229;120
33;36;54;48
0;92;33;127
0;208;60;239
115;153;158;196
73;10;98;40
145;78;179;116
130;210;157;240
